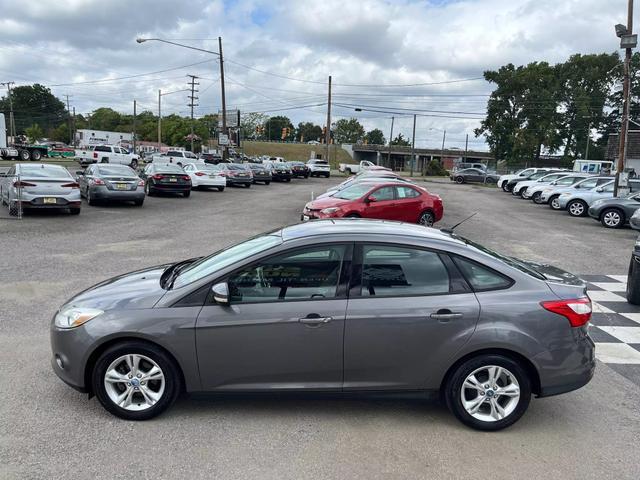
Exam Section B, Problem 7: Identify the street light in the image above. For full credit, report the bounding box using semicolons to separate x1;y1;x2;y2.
136;37;229;160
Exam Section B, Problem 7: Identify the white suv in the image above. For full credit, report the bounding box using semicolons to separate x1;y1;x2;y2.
307;159;331;178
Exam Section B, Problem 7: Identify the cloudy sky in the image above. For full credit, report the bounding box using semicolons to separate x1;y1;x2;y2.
0;0;632;150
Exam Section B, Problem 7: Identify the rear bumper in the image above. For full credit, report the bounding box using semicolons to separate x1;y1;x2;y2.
252;175;272;183
226;177;252;186
151;183;191;192
193;177;226;187
90;186;145;201
310;170;330;176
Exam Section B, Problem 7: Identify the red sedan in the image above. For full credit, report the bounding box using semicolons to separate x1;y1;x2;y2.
302;181;443;226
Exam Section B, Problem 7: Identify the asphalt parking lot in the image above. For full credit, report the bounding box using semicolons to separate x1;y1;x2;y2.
1;177;639;479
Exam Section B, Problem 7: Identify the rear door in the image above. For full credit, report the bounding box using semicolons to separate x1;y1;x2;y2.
343;244;480;390
394;186;423;222
362;186;397;220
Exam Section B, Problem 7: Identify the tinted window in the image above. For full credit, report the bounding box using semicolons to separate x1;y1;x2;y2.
370;186;395;201
602;183;614;192
94;146;110;152
156;164;185;173
228;245;346;303
19;165;71;178
453;256;512;291
396;186;420;199
97;165;136;176
334;184;372;200
361;246;450;297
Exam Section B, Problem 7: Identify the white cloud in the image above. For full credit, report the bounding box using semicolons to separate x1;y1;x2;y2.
0;0;631;150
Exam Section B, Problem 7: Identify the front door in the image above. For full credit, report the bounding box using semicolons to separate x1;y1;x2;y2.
362;186;397;220
196;243;351;391
343;244;480;390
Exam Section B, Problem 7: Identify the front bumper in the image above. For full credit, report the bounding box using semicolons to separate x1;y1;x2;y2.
50;324;93;393
587;206;601;220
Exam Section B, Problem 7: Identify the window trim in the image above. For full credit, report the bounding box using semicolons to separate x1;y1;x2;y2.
350;242;471;299
205;242;354;306
451;254;515;293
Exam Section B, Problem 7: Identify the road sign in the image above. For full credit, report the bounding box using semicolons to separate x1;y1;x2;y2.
218;109;240;128
218;134;229;146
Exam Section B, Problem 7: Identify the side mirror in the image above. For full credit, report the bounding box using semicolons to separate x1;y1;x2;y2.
76;170;85;176
596;187;604;193
211;282;229;305
367;196;378;203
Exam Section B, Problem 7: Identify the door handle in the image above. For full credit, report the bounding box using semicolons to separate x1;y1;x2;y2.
430;309;463;321
299;315;333;326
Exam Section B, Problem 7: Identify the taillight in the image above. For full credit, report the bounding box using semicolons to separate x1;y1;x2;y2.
91;178;105;185
153;174;164;180
195;172;206;176
93;152;98;159
182;175;190;181
13;181;36;188
541;298;592;327
61;182;80;189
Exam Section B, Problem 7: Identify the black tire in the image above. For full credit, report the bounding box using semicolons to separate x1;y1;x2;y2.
418;210;435;227
91;341;181;421
324;173;330;178
245;183;251;188
69;207;81;215
217;187;225;192
500;182;509;192
600;208;624;228
304;174;309;178
130;159;138;170
532;191;543;204
285;178;291;183
567;199;588;217
19;149;30;161
345;213;361;218
627;256;640;304
485;177;497;184
183;190;191;198
145;182;154;196
87;189;97;206
346;168;352;175
445;354;532;431
30;149;42;161
264;181;270;185
455;176;465;184
134;199;144;206
504;183;514;193
549;195;561;210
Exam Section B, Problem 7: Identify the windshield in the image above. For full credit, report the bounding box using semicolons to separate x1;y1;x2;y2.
19;165;71;178
155;164;184;173
98;165;137;176
184;152;197;159
172;234;282;288
311;161;328;165
197;164;220;172
454;235;546;280
333;184;372;200
227;164;245;170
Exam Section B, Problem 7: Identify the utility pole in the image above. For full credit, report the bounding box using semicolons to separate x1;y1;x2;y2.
1;82;16;140
585;120;591;160
464;133;469;161
187;75;199;152
218;37;228;160
157;90;162;152
387;116;395;169
64;94;73;145
72;107;76;146
325;75;332;162
441;130;447;163
133;100;137;154
615;0;635;197
410;114;416;176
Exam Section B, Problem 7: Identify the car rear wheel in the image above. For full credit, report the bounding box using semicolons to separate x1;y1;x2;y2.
19;149;30;161
264;181;270;185
144;182;154;196
183;190;191;198
455;176;465;184
418;210;435;227
134;199;144;206
567;199;588;217
91;341;181;421
501;182;509;192
445;354;531;431
627;256;640;304
86;189;97;206
532;191;543;204
30;149;42;161
217;187;225;192
549;195;561;210
69;207;81;215
601;208;624;228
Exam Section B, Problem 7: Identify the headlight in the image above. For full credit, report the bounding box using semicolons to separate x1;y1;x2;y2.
321;207;340;214
54;306;103;329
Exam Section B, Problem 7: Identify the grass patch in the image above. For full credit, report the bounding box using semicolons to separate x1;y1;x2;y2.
240;142;353;168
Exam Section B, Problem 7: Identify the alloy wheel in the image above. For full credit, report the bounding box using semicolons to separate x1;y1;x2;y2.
460;365;520;422
103;354;166;411
418;212;435;227
568;201;585;216
602;210;622;228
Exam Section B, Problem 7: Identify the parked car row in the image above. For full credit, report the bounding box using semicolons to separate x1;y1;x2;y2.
496;168;640;229
0;158;329;216
301;168;443;227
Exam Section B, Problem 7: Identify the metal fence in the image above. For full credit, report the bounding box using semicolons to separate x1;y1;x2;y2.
0;173;23;220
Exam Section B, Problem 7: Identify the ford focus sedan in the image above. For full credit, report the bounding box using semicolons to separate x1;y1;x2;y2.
303;182;443;226
50;220;594;430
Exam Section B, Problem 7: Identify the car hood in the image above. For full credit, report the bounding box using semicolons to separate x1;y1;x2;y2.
592;196;638;207
307;196;353;209
62;265;170;311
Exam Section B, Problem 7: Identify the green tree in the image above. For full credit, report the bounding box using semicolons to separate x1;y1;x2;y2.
240;112;269;139
296;122;322;142
25;123;44;143
365;128;385;145
332;118;365;144
263;116;293;141
0;84;67;134
88;108;122;131
390;133;411;146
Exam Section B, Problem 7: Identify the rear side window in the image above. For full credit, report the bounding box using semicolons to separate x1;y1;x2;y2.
396;186;420;199
360;245;450;297
453;256;513;291
94;146;110;152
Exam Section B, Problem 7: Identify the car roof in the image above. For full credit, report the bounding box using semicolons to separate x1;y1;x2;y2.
280;219;462;244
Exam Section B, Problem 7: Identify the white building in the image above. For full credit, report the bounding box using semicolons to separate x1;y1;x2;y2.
75;129;133;147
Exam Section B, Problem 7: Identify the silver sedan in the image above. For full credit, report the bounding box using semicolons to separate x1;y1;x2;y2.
0;163;81;216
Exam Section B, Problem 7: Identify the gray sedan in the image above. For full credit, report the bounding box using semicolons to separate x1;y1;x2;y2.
588;193;640;228
451;168;500;184
50;220;594;431
77;164;145;206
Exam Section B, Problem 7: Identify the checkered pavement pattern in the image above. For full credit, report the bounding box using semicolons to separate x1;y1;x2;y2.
582;274;640;386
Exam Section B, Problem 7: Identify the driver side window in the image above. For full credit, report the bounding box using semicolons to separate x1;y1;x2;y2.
227;245;347;304
371;186;395;201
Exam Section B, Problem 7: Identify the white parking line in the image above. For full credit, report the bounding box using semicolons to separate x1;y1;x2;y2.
594;343;640;364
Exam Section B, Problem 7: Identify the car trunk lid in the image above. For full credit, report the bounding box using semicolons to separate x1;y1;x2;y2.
518;260;588;299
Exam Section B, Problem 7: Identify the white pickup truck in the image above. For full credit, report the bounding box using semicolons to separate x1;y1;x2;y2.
150;150;199;165
339;160;388;175
76;145;140;168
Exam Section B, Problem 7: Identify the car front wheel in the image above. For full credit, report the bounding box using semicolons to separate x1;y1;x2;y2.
455;176;464;184
549;195;561;210
445;354;531;431
601;208;624;228
532;191;543;204
92;341;181;420
567;199;588;217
